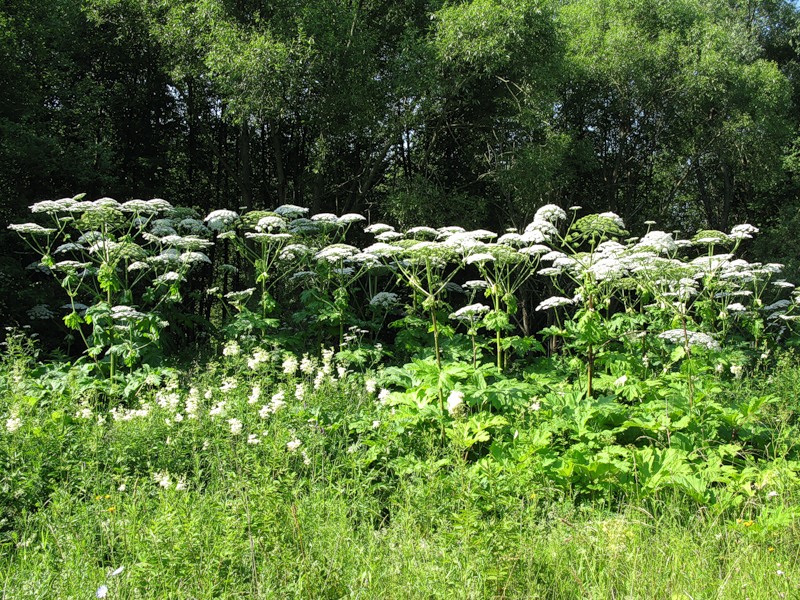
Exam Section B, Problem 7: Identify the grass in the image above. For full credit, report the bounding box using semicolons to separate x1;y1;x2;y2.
3;481;798;598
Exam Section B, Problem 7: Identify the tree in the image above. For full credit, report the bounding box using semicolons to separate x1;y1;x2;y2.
555;0;794;230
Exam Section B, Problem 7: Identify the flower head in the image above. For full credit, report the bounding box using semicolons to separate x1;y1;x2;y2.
204;209;239;231
446;390;465;417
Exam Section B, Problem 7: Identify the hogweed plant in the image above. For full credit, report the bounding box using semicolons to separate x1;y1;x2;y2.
9;194;212;379
532;209;799;404
10;196;800;412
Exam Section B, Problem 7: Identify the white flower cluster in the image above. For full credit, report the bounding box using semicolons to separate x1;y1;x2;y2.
204;209;239;231
446;390;465;417
369;292;399;308
535;296;574;311
449;303;490;321
658;329;720;351
26;304;54;320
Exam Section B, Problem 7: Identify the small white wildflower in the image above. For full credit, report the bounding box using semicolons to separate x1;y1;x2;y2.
247;434;260;445
295;383;305;402
248;386;261;404
282;355;299;375
300;355;314;375
767;490;778;499
287;439;302;452
154;471;171;489
220;378;238;392
313;370;326;390
247;348;270;370
209;401;227;417
365;379;377;394
96;585;109;599
378;388;391;403
228;418;243;435
261;390;287;417
5;416;22;433
730;364;744;379
372;420;381;429
75;405;93;420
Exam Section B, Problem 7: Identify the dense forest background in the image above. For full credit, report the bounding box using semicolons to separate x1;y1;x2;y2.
3;0;800;332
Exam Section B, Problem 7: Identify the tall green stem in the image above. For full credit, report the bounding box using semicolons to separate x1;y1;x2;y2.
107;286;115;382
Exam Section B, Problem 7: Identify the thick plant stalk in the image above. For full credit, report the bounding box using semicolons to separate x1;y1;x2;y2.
107;284;115;382
681;316;695;409
430;306;443;403
587;294;594;399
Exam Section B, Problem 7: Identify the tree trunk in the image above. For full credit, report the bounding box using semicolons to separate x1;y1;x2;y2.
239;121;252;207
